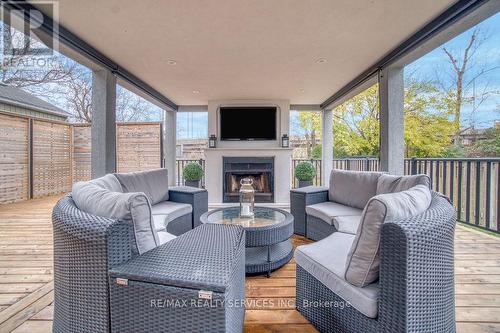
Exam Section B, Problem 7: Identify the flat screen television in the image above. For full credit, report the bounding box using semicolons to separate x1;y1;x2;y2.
220;106;277;141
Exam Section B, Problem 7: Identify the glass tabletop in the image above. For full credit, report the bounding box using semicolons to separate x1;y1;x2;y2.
205;207;287;228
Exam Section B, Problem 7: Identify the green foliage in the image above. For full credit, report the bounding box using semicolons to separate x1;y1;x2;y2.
327;81;455;158
311;145;322;159
468;127;500;157
182;162;204;181
403;80;455;157
295;161;316;181
333;84;380;157
441;144;467;158
297;111;322;158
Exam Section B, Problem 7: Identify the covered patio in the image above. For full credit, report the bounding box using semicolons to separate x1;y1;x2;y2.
0;196;499;332
0;0;499;332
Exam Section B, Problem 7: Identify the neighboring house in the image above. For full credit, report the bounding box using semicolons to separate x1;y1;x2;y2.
458;128;488;146
0;84;69;122
176;139;208;159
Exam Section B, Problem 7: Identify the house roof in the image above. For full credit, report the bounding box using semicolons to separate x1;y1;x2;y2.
0;84;69;118
33;0;456;105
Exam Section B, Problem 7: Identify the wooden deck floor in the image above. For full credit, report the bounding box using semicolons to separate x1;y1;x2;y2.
0;197;499;332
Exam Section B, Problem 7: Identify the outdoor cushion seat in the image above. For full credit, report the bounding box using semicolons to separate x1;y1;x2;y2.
295;232;380;318
345;184;432;287
334;215;361;235
376;173;431;194
157;230;177;244
151;201;193;230
306;201;362;226
329;170;384;209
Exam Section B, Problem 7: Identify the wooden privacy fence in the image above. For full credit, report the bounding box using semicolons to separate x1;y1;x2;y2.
0;112;162;204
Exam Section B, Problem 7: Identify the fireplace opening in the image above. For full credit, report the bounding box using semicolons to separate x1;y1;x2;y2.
223;157;274;203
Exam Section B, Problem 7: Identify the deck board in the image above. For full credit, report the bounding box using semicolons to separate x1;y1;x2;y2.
0;196;499;332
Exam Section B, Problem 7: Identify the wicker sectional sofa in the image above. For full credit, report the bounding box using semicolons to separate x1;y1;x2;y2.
291;170;457;333
52;168;246;333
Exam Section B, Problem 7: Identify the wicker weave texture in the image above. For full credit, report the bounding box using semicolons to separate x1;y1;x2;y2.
53;194;244;333
169;187;208;229
306;215;335;241
167;213;192;235
296;193;457;333
52;195;134;333
290;188;328;236
110;224;246;333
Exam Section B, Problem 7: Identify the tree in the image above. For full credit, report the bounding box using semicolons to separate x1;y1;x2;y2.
438;28;500;138
326;82;455;158
467;126;500;157
0;23;74;88
1;22;161;123
333;84;379;157
297;111;322;158
403;80;455;157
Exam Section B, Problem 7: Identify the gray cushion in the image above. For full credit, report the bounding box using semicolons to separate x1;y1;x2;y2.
345;184;432;287
376;174;431;195
72;176;160;255
89;173;123;192
295;232;380;318
157;230;176;244
333;215;361;235
329;170;384;209
152;201;192;231
306;202;362;226
115;168;169;205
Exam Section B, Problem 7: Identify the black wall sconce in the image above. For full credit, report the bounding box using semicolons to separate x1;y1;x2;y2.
281;134;289;148
209;134;217;148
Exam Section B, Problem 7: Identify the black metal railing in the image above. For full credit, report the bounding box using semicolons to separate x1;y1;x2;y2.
176;157;500;233
407;158;500;234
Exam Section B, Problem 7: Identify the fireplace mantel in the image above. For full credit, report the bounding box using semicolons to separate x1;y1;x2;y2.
204;148;292;205
206;147;293;151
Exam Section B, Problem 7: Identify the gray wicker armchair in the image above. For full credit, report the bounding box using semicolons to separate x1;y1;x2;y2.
52;191;245;332
291;170;457;333
296;193;456;332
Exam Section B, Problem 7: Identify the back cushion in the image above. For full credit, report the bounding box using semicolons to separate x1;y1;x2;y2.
376;174;430;195
329;170;384;209
90;173;123;192
344;184;432;287
115;168;169;205
72;175;160;255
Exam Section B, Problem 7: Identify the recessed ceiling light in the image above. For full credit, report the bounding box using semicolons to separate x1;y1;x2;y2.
167;59;177;65
300;88;305;93
192;90;200;94
316;58;327;64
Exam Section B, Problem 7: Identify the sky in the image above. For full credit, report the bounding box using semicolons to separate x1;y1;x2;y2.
405;12;500;129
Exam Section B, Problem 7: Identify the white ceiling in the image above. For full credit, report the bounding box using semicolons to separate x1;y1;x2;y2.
34;0;456;105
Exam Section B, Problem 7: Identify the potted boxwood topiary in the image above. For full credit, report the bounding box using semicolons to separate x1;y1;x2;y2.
295;161;316;188
183;162;204;188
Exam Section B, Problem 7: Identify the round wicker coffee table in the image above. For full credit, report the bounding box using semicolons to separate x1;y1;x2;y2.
200;206;294;277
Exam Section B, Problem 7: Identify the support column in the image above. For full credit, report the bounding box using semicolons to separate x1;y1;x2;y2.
379;66;404;175
164;110;177;186
322;109;333;186
91;69;116;178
